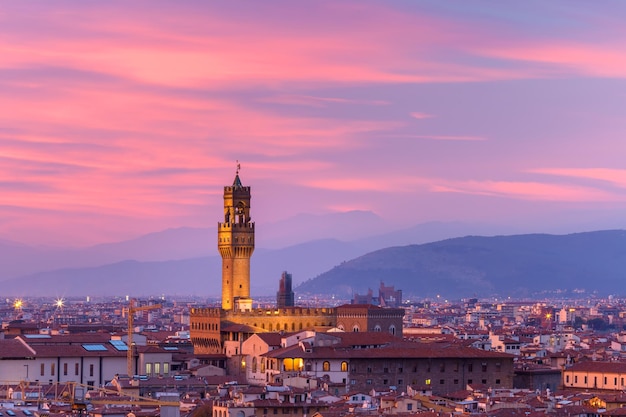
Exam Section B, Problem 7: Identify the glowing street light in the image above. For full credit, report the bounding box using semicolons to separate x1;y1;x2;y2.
13;299;23;309
55;298;65;308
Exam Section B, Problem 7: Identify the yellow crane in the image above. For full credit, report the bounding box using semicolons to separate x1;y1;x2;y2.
127;299;162;378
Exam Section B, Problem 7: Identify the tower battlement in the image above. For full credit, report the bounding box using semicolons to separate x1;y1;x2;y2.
190;307;222;317
224;306;337;332
224;185;250;193
218;222;255;230
226;307;336;318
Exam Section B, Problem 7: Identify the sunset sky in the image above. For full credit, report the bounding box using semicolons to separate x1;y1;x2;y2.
2;1;626;247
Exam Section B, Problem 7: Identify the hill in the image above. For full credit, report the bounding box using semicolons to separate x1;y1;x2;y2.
295;230;626;299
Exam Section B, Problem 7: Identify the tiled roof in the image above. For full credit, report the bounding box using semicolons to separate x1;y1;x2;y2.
27;344;126;358
256;333;283;346
0;339;35;358
565;361;626;373
20;333;113;344
264;340;513;360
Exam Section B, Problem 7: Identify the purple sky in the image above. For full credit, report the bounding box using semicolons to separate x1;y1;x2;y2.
2;1;626;247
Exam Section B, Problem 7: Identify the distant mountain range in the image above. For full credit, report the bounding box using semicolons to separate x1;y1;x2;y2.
1;211;623;299
295;230;626;299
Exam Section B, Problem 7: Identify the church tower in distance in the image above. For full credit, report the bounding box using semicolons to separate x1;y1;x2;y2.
218;165;255;311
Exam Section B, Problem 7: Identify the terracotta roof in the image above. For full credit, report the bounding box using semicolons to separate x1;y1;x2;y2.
221;322;262;333
264;340;513;360
565;361;626;373
19;333;113;345
0;339;35;358
255;333;283;346
27;344;126;358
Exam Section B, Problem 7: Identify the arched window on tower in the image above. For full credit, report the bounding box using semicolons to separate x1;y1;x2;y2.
235;202;246;224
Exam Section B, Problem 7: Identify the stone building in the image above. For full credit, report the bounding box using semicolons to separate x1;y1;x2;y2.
277;271;295;308
190;169;404;357
336;304;404;336
260;332;514;396
563;361;626;391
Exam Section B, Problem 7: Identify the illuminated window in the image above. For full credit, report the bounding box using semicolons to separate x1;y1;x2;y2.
341;362;348;372
323;361;330;372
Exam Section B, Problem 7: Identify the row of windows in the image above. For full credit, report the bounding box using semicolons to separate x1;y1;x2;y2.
566;375;625;386
219;237;253;243
40;363;95;377
261;359;503;375
354;362;500;373
335;324;396;334
192;322;219;331
145;362;170;376
254;359;350;373
214;406;321;417
254;322;333;331
356;377;501;386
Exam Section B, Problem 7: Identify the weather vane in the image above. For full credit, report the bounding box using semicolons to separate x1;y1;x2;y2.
236;160;241;175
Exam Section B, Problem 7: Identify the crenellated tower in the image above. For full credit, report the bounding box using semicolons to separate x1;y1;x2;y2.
218;166;255;311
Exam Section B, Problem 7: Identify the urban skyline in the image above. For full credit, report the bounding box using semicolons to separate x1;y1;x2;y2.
3;2;626;248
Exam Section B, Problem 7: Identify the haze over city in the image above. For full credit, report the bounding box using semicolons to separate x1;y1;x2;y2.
2;1;626;249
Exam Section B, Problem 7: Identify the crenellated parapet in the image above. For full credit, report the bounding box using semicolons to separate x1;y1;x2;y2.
226;307;336;318
223;306;337;332
218;222;255;230
190;307;223;317
223;185;250;194
190;307;223;354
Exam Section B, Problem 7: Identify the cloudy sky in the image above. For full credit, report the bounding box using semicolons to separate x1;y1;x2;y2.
2;1;626;247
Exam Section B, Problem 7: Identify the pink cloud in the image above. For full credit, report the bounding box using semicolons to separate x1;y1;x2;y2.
386;134;487;141
531;168;626;188
1;2;625;246
431;180;623;202
258;94;389;108
410;112;436;120
479;44;626;78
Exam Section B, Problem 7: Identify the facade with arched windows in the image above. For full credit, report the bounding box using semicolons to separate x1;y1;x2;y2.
260;331;514;395
335;304;403;337
190;171;405;373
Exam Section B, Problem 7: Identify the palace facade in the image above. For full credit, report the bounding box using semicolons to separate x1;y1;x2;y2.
190;170;404;355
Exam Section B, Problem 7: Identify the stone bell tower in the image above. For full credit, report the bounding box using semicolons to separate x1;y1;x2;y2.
218;164;255;311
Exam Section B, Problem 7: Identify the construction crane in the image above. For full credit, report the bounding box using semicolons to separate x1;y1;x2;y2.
127;299;162;378
0;381;180;408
